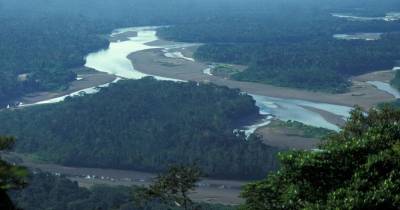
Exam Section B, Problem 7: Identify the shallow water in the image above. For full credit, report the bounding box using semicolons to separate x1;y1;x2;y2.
242;116;273;137
333;33;382;41
251;95;352;131
203;68;213;76
164;50;195;62
332;12;400;21
367;81;400;99
27;27;353;132
85;30;159;79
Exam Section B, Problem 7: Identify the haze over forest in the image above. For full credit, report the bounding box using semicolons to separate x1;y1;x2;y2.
0;0;399;210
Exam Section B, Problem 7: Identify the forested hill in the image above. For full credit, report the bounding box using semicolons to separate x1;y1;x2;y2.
0;78;279;179
157;1;400;93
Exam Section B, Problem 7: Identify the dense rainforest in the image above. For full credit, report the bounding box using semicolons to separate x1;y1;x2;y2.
0;0;273;106
1;0;400;208
0;78;279;179
6;107;400;210
0;17;113;106
158;5;400;92
1;0;400;105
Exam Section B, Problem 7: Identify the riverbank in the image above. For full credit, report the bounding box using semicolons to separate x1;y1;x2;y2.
127;46;396;131
17;27;397;148
19;68;116;106
128;46;395;110
4;152;244;205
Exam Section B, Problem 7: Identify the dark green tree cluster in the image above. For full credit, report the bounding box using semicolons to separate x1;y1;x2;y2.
0;16;114;106
0;136;28;210
0;78;279;179
240;106;400;209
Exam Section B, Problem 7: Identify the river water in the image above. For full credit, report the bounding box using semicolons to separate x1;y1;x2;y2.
85;27;354;131
25;27;356;132
367;81;400;99
331;12;400;21
333;33;382;41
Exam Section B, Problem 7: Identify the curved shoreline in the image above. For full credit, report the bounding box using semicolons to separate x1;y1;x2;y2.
129;46;395;109
18;68;117;106
6;26;400;205
16;27;398;131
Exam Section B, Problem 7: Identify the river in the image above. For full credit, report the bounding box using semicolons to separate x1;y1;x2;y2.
367;81;400;99
26;26;355;132
85;27;354;131
331;12;400;21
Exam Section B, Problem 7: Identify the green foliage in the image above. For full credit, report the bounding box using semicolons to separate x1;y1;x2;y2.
211;65;241;78
135;165;201;210
0;78;279;179
0;17;113;105
192;33;400;93
240;106;400;209
158;5;400;93
0;136;28;210
0;0;272;105
269;120;335;139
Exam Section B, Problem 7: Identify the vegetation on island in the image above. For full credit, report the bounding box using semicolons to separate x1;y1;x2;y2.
239;106;400;209
158;4;400;93
0;78;280;179
210;65;241;78
267;120;335;139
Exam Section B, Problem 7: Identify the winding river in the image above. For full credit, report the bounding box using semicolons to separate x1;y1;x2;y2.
87;27;356;132
26;27;358;132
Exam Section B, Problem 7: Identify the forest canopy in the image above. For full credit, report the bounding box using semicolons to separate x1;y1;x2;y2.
0;78;279;179
240;106;400;209
157;5;400;92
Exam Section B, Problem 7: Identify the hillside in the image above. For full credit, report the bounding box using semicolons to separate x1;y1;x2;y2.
0;78;279;179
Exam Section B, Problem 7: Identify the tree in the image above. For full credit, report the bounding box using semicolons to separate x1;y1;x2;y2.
240;106;400;210
0;136;28;210
135;165;202;210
